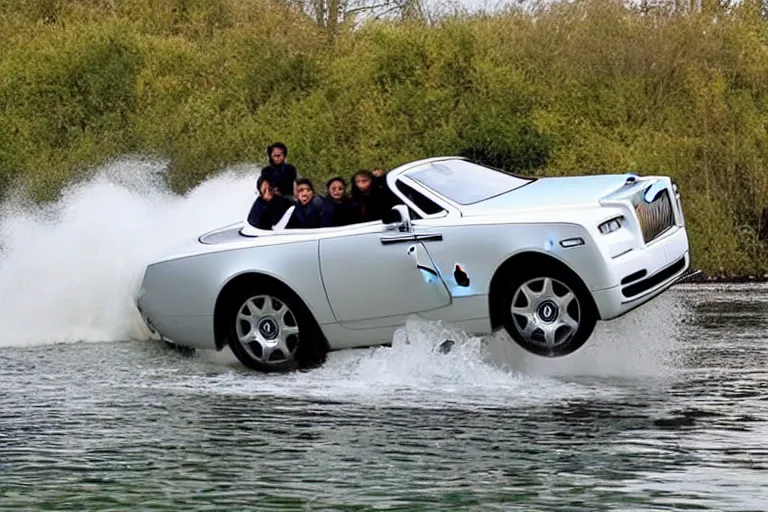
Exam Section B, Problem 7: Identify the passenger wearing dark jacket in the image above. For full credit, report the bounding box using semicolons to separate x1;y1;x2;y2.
351;169;397;222
320;176;360;228
247;176;293;230
286;178;324;229
260;142;298;199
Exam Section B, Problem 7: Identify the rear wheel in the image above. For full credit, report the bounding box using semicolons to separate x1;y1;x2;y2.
225;282;325;372
500;268;597;357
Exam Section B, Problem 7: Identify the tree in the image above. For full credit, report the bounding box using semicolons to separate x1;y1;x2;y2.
289;0;426;36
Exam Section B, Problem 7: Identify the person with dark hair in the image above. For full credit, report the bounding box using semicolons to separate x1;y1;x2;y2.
320;176;360;228
247;176;293;230
286;178;324;229
260;142;298;199
351;169;397;222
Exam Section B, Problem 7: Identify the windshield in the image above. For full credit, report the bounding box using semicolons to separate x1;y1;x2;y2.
406;160;533;205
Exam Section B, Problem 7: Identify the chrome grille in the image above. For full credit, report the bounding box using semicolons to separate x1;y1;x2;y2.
635;190;675;243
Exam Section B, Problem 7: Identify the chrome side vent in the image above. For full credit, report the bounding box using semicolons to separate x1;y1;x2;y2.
635;188;675;243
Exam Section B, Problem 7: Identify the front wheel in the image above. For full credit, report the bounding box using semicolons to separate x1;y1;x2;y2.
500;270;597;357
225;283;325;372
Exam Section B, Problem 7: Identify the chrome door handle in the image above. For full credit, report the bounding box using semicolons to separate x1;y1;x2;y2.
413;234;442;243
380;234;416;245
380;233;442;245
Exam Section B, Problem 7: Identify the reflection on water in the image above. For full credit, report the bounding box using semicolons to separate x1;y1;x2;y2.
1;284;767;510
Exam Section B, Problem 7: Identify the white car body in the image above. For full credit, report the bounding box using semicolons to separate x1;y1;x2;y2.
135;157;690;367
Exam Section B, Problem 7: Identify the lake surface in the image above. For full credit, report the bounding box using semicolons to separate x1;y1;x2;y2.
1;283;767;511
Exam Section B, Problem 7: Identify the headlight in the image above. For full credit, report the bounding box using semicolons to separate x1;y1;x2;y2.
599;216;623;234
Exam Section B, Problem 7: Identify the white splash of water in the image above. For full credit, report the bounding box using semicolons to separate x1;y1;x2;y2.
161;316;616;408
0;157;259;347
175;300;688;406
483;290;690;380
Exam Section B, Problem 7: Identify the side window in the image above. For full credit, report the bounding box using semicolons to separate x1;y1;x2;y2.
396;180;445;216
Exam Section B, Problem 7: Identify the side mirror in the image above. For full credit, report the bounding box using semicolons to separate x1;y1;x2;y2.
382;208;402;225
383;205;411;232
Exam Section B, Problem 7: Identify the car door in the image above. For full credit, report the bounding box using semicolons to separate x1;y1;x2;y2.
318;223;451;327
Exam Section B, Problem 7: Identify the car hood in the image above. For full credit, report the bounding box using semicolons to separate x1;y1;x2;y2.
460;174;634;216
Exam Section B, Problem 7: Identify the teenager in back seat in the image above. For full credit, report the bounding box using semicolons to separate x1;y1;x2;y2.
286;178;324;229
247;176;293;230
320;177;360;228
351;169;397;222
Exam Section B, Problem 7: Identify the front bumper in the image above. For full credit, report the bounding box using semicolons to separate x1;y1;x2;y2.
592;226;690;320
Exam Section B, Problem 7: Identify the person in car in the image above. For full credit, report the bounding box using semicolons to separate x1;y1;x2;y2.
286;178;324;229
350;169;397;222
260;142;298;199
247;176;294;230
320;176;360;228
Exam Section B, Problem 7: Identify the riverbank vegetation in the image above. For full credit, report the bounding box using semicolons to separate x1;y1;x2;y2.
1;0;767;276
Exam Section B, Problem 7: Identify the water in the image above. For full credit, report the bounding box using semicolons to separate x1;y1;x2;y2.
1;160;767;510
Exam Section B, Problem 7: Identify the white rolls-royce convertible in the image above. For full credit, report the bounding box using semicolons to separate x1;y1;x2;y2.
135;157;690;372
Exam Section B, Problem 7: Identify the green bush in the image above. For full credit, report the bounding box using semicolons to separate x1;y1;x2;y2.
0;0;766;275
0;22;142;200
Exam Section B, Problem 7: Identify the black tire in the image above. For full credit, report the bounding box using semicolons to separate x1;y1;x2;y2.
499;266;597;357
224;281;326;372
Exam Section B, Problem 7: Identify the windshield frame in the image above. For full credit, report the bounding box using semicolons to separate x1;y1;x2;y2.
403;159;535;206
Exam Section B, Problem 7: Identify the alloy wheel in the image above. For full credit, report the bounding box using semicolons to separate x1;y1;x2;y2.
235;294;300;364
510;277;581;351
